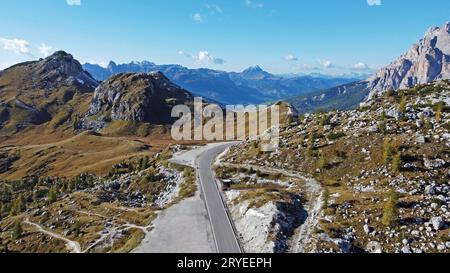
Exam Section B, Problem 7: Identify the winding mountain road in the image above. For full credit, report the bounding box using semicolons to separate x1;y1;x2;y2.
194;143;242;253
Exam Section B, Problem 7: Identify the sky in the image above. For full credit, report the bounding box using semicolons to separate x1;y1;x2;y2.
0;0;449;75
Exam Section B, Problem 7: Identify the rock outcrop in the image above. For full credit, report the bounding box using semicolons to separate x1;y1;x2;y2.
82;72;194;130
367;22;450;99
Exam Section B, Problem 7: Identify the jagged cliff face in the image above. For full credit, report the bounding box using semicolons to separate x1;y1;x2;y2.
0;51;98;132
82;72;194;130
367;22;450;99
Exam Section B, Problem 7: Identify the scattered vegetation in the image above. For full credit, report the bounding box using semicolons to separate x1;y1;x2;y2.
381;190;399;227
11;221;23;240
399;95;407;113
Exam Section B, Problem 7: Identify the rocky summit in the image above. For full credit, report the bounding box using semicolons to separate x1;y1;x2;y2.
288;22;450;115
81;72;194;131
0;51;98;133
367;22;450;99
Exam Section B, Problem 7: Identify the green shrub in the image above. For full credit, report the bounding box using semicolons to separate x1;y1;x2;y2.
47;186;58;204
392;152;401;173
399;95;407;113
327;132;345;141
9;194;26;216
12;221;23;240
322;187;330;210
378;122;387;135
383;138;392;165
382;190;399;227
317;153;327;170
436;102;444;123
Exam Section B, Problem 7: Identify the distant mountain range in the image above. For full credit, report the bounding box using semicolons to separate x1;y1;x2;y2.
83;62;360;105
288;22;450;114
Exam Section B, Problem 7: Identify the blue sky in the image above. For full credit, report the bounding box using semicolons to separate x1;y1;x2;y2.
0;0;449;75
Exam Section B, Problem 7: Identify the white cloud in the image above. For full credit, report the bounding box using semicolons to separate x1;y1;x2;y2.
178;50;193;59
206;4;223;14
196;51;224;65
318;59;333;68
192;13;203;23
353;62;369;70
367;0;382;6
285;54;299;62
66;0;81;6
0;38;30;55
245;0;264;9
178;50;224;65
38;43;54;57
0;63;9;70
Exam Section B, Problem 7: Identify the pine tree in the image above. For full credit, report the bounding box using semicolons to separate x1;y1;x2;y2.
319;114;329;127
317;153;327;170
425;118;433;130
392;152;401;173
383;138;392;165
378;122;387;135
60;182;67;193
382;190;399;227
308;133;315;150
399;95;407;113
420;114;426;128
252;141;258;149
436;102;444;124
10;194;26;216
128;163;135;173
67;179;75;193
140;156;150;171
72;115;80;130
298;115;305;123
386;89;394;97
12;221;23;240
144;167;157;182
47;186;58;204
380;110;386;121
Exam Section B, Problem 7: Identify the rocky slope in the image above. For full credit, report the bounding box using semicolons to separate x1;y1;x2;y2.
0;51;98;134
81;72;195;132
223;80;450;253
288;81;370;114
0;146;198;253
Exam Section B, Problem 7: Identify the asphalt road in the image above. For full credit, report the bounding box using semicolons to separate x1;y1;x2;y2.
196;143;242;253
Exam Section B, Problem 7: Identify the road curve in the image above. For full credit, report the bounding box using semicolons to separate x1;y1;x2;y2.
195;143;242;253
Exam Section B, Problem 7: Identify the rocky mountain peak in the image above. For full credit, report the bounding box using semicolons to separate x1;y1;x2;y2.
0;51;100;130
16;50;100;91
107;61;118;70
242;65;264;74
366;22;450;100
241;65;272;80
82;72;194;130
38;51;83;76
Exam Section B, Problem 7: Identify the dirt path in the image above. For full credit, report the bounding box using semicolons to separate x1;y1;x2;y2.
24;219;82;253
217;162;323;253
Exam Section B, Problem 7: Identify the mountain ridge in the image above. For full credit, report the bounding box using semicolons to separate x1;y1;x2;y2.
83;61;359;105
366;21;450;99
288;22;450;114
